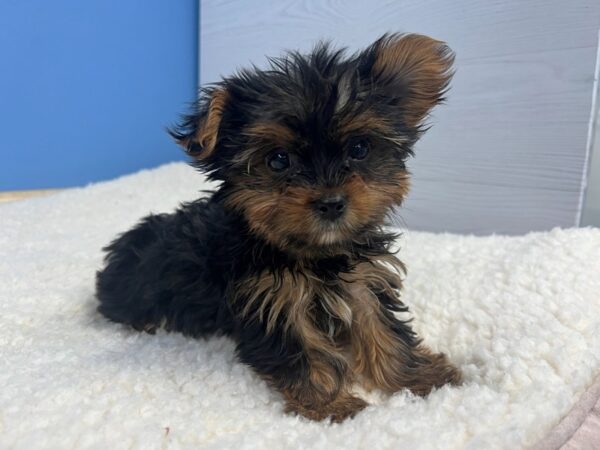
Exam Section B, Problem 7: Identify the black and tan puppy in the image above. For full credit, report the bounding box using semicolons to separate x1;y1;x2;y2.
96;33;462;422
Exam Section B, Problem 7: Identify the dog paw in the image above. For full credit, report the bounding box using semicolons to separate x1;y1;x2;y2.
407;350;463;396
285;394;368;423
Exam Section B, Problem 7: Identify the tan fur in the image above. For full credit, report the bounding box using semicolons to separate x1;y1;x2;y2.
184;88;229;158
373;34;454;128
236;265;352;336
237;264;363;420
244;121;296;145
343;172;410;229
337;111;398;138
228;122;297;169
236;250;461;420
283;388;367;423
346;259;462;394
225;172;411;251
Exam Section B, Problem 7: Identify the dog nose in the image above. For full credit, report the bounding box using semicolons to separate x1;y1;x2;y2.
313;195;347;221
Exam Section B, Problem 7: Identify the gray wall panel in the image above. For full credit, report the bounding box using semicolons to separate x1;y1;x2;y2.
200;0;600;234
581;33;600;227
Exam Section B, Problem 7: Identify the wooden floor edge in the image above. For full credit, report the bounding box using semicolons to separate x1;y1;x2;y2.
0;189;65;203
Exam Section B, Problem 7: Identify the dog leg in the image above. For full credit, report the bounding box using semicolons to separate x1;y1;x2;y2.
235;318;366;422
279;355;367;423
350;289;462;396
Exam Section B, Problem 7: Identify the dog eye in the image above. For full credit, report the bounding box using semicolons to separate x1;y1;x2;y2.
267;151;290;172
348;140;369;160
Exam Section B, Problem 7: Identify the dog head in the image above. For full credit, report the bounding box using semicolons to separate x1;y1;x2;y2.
169;33;454;252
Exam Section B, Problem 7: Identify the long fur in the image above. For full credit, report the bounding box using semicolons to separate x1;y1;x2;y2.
96;33;462;422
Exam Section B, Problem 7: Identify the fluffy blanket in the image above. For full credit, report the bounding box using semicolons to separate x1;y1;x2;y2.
1;163;599;449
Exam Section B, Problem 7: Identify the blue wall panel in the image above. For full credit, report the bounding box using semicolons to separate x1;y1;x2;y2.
0;1;197;190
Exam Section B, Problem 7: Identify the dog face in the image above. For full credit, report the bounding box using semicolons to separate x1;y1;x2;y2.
170;34;454;250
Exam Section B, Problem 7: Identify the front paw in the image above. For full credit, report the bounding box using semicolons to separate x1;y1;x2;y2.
285;393;368;423
407;349;463;396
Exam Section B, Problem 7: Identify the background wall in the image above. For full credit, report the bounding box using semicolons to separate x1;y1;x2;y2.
2;1;598;234
582;44;600;227
0;0;198;190
200;0;600;234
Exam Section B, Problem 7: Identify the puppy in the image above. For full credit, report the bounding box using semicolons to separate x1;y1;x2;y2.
96;33;462;422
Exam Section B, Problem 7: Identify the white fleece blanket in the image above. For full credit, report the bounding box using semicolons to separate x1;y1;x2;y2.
1;162;600;450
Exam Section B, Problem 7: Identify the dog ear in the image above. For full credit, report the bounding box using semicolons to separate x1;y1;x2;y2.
168;87;229;159
358;33;455;129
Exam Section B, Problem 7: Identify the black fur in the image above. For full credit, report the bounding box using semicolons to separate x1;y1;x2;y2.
169;39;423;183
96;33;459;421
96;194;399;352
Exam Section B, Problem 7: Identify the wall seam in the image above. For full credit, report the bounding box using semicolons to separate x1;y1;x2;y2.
577;29;600;226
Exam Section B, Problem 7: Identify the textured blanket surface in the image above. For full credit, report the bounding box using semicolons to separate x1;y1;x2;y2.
1;163;600;450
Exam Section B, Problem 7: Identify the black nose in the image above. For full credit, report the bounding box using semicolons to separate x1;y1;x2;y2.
313;195;347;221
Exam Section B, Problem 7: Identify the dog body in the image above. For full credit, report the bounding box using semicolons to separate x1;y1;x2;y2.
96;33;462;422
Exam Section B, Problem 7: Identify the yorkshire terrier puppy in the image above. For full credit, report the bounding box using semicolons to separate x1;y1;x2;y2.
96;33;462;422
